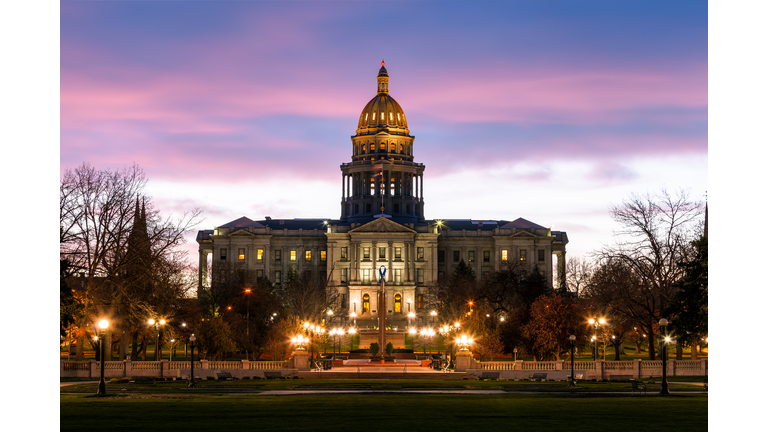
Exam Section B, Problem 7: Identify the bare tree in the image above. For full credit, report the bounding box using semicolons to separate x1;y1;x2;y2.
279;264;340;324
592;189;702;360
566;256;594;297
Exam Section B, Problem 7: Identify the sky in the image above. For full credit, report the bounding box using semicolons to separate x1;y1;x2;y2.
59;1;708;263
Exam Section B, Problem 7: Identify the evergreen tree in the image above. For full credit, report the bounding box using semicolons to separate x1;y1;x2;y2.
663;237;708;351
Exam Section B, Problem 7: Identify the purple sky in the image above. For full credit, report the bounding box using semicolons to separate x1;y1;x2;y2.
60;1;708;263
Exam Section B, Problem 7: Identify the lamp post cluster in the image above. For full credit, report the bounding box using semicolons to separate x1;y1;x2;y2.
328;327;356;359
455;335;473;351
148;318;166;361
588;317;605;361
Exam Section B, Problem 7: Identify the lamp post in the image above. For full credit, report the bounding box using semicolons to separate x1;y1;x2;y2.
588;317;605;361
513;347;517;363
569;335;576;387
407;311;415;329
350;311;357;327
188;334;196;388
659;318;670;395
169;339;176;362
148;318;166;361
245;287;251;361
430;310;437;327
348;327;356;352
97;319;109;396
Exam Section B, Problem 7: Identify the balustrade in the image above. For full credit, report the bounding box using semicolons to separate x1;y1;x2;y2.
248;361;287;370
521;361;556;371
676;360;701;370
62;362;89;371
208;361;242;370
604;361;634;370
132;361;161;370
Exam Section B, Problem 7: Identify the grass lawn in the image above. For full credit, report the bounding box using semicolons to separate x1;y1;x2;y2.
61;391;707;431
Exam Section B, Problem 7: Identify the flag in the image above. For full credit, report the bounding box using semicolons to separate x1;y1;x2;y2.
372;162;384;177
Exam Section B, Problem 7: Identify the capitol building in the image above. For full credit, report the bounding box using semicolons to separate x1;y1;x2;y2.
196;63;569;328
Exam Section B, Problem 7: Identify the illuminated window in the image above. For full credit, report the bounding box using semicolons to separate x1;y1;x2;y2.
502;250;508;261
290;250;297;261
397;113;401;121
395;247;402;260
220;249;227;261
394;293;402;313
520;250;527;261
363;269;370;284
468;251;475;263
417;294;423;309
321;250;327;261
257;249;263;260
238;248;245;260
389;112;393;121
538;249;545;262
373;112;376;121
365;113;368;121
380;112;384;120
380;142;385;150
390;143;395;152
363;293;370;312
363;247;370;260
400;144;404;153
305;250;311;261
417;247;424;260
341;247;348;260
275;250;281;261
370;143;375;151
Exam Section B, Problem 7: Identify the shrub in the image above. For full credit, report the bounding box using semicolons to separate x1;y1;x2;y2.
206;376;214;380
369;342;379;355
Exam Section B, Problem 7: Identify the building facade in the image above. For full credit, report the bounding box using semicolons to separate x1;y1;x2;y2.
196;63;568;328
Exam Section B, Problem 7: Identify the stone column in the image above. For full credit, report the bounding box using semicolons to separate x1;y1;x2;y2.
354;241;360;281
558;250;567;290
264;243;270;277
455;351;473;372
494;246;501;272
387;241;393;282
405;241;411;282
291;350;309;371
475;247;481;279
633;358;641;379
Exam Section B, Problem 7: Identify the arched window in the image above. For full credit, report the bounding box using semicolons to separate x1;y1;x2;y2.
390;143;395;153
363;294;370;312
380;142;385;151
394;293;402;313
400;143;404;153
370;143;375;151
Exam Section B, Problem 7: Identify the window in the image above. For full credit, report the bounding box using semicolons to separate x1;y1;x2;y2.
305;250;312;261
397;113;401;122
321;250;327;261
380;142;385;150
417;269;424;284
395;247;402;260
340;268;348;283
379;247;386;259
238;248;245;260
256;269;263;278
363;247;370;260
220;249;227;261
438;250;445;263
538;249;545;262
341;294;347;309
275;250;282;261
341;247;348;260
483;251;490;263
363;269;370;284
390;143;395;152
417;247;424;260
468;251;475;263
389;112;394;122
400;143;404;153
502;250;508;261
418;294;423;309
394;293;402;313
290;250;297;261
453;250;460;262
520;250;527;261
395;269;402;284
365;113;368;121
380;112;384;121
366;203;372;213
257;249;263;260
274;270;282;284
363;294;370;312
370;143;375;151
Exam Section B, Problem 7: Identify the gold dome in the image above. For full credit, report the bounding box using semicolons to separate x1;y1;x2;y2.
356;62;409;135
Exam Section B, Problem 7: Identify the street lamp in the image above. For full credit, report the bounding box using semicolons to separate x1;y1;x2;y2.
350;311;357;326
169;339;176;362
407;311;415;329
430;310;437;326
456;335;473;351
188;334;196;388
659;318;670;395
148;318;166;361
348;327;356;352
291;334;307;350
244;287;252;361
97;319;109;395
513;347;518;363
588;317;605;361
569;335;576;387
409;327;417;352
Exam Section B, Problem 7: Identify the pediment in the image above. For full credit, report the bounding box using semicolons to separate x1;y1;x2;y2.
510;230;538;238
229;229;257;237
350;218;416;233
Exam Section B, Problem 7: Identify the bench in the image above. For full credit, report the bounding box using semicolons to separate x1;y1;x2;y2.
630;379;646;395
610;375;633;382
567;373;584;383
132;377;155;385
264;372;283;379
480;371;501;380
216;372;233;380
529;373;548;381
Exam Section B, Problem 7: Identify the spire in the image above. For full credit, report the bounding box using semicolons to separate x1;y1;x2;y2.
377;60;389;94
